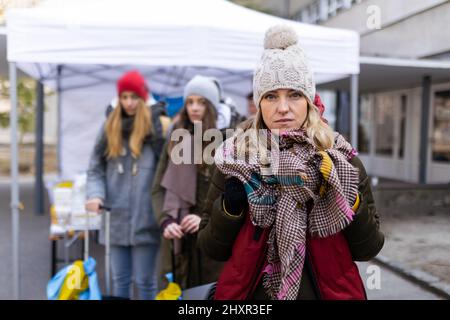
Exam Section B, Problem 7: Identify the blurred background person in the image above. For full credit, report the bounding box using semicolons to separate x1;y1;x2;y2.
152;75;228;290
85;70;166;300
246;92;258;117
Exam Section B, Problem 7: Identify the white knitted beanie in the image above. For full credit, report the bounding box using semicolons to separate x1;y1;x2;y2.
253;25;316;108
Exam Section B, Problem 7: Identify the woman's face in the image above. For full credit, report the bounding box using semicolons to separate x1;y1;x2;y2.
120;91;140;116
260;89;308;131
186;95;207;123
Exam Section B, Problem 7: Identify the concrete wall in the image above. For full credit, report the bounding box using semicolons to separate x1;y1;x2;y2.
360;2;450;58
231;0;314;17
321;0;450;58
374;185;450;216
323;0;446;33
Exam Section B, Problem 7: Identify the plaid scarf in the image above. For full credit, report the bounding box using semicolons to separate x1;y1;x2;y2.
215;129;359;300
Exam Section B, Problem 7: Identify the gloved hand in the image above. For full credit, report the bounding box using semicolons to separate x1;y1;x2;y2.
223;177;248;216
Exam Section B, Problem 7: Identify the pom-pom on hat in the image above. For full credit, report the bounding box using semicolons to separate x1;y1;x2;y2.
253;25;316;108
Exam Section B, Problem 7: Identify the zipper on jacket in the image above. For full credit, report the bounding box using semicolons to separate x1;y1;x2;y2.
129;154;136;245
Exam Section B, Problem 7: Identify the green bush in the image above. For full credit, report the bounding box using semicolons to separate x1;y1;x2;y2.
0;77;37;143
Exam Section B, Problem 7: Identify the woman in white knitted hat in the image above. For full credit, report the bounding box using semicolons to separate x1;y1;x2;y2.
197;25;384;300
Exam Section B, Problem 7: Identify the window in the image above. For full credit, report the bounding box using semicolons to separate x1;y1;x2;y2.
375;95;395;156
295;0;365;24
432;90;450;163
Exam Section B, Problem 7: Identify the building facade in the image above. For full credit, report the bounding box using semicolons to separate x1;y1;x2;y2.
293;0;450;184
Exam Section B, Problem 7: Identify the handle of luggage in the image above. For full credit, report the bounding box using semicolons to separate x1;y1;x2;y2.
84;204;111;297
169;237;216;300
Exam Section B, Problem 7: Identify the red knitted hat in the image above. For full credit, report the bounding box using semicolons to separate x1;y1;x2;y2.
117;70;149;101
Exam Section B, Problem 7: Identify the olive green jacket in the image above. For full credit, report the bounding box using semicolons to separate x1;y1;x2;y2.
151;141;224;289
197;156;385;299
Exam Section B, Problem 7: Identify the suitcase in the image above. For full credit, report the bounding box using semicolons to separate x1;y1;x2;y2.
92;205;128;300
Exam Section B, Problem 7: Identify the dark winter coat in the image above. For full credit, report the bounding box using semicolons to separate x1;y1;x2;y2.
151;141;224;289
197;156;384;300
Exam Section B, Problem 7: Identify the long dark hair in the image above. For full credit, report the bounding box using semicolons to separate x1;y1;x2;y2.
168;99;217;168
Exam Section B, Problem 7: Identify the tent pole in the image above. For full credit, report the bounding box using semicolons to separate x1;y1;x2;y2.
56;65;62;176
9;62;20;300
350;74;359;149
35;81;45;215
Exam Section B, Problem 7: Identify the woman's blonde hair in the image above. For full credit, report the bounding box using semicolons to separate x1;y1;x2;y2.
234;99;334;162
254;99;334;150
104;99;152;159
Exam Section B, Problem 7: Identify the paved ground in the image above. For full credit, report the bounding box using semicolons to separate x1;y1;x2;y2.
0;180;445;300
0;180;51;299
357;261;442;300
380;214;450;284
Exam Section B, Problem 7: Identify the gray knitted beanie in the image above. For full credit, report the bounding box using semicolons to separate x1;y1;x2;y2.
253;25;316;108
184;75;221;111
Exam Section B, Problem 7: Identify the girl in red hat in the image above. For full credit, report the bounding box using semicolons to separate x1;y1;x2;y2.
85;70;164;299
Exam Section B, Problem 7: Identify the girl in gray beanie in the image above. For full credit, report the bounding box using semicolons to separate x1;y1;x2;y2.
152;75;225;291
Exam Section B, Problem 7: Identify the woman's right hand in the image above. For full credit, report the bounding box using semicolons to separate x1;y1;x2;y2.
163;222;185;239
85;198;103;213
223;177;248;216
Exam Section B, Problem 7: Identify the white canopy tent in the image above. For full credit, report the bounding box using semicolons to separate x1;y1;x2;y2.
7;0;359;178
6;0;360;298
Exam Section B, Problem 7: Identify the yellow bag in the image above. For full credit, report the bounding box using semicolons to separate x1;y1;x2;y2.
155;273;182;300
57;261;89;300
